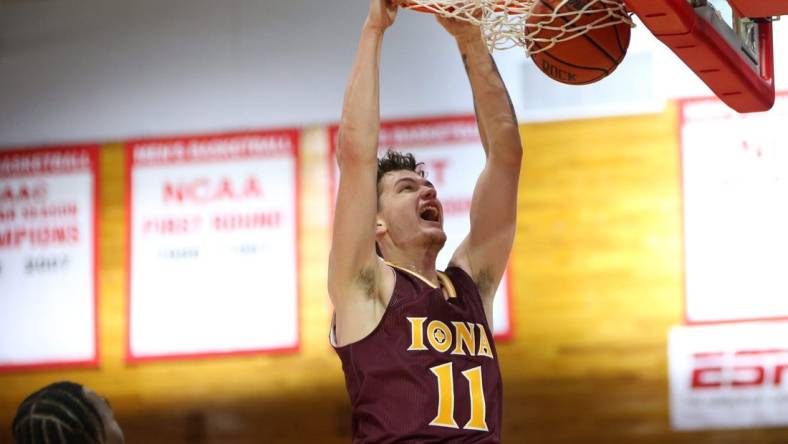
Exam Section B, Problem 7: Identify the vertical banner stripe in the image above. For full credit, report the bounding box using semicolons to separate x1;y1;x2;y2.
0;145;99;371
127;129;300;361
680;93;788;324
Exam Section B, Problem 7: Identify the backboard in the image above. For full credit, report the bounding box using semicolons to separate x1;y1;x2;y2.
623;0;784;112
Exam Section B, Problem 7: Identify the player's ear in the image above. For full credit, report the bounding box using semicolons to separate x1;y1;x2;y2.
375;218;387;237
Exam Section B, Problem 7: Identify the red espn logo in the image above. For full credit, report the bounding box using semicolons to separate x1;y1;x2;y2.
692;349;788;389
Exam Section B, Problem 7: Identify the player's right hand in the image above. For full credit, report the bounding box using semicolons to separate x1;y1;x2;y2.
366;0;398;31
436;14;481;43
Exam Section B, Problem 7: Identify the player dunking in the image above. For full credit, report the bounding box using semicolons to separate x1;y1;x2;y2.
329;0;522;442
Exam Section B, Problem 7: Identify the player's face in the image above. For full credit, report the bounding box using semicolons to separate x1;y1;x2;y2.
83;387;125;444
377;169;446;250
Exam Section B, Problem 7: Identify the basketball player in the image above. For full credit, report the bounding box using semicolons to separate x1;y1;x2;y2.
12;381;124;444
329;0;522;441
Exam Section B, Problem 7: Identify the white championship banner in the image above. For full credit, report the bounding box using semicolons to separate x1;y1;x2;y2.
680;93;788;324
127;130;300;361
329;116;513;339
0;145;98;370
669;322;788;430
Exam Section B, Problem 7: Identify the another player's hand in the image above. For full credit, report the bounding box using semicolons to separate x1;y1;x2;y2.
436;15;481;43
367;0;398;32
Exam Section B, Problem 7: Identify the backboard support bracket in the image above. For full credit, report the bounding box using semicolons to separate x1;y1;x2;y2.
624;0;775;112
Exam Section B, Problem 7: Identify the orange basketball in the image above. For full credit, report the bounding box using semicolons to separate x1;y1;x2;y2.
527;0;631;85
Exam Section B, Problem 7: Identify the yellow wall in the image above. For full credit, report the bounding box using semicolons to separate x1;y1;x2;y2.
2;104;787;443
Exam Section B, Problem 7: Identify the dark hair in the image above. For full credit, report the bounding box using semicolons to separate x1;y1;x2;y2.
377;150;424;186
12;381;105;444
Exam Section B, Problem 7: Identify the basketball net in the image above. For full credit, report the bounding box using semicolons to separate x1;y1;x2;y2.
400;0;633;54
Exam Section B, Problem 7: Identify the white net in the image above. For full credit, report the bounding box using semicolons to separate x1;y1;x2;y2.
400;0;634;55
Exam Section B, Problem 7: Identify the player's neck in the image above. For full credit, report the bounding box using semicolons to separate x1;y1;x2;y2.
384;248;439;286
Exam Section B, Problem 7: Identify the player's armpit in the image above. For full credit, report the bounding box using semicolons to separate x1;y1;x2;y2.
331;259;396;347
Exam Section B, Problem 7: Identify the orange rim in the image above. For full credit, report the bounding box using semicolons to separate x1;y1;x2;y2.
398;1;519;15
398;1;450;13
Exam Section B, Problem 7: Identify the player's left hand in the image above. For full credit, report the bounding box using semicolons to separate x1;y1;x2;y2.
367;0;398;32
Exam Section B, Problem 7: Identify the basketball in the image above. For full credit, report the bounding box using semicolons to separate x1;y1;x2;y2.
527;0;631;85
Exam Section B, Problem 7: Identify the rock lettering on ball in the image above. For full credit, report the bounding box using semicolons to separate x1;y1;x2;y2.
541;59;577;82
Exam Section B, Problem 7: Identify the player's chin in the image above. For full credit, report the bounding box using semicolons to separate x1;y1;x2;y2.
420;223;447;244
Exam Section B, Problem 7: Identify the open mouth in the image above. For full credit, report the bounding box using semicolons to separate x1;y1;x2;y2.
419;206;440;223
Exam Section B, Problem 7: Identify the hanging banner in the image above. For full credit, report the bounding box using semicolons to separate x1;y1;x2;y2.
680;93;788;324
0;145;98;371
127;130;300;361
669;322;788;430
328;116;513;339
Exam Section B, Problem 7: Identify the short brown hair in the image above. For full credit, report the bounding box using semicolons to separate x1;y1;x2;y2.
377;150;424;186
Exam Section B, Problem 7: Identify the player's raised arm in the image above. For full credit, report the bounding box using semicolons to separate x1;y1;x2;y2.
442;17;523;314
328;0;397;343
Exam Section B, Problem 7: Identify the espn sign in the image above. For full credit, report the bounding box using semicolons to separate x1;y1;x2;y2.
669;323;788;430
692;350;788;389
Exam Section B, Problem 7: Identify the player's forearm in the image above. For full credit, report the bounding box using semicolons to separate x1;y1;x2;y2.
457;37;522;163
337;24;386;166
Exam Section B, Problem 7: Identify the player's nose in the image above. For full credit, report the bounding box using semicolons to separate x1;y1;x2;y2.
420;186;437;200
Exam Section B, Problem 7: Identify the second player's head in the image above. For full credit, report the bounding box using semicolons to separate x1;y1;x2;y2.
12;381;124;444
375;150;446;258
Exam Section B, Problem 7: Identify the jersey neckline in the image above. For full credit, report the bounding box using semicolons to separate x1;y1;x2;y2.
383;260;457;299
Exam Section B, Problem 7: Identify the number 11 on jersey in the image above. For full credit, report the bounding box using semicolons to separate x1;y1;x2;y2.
429;362;488;431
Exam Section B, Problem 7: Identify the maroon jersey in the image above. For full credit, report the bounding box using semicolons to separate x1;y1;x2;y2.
332;264;502;443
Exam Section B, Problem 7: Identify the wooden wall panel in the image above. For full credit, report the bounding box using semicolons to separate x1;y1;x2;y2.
2;107;787;443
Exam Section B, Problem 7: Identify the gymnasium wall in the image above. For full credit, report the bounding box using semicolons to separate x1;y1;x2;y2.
3;103;788;443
